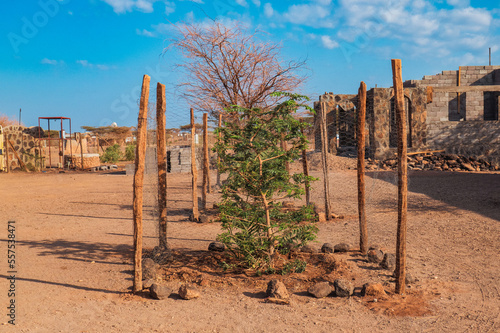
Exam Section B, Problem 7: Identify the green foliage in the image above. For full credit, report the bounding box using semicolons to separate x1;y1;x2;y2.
125;144;136;161
215;93;318;270
100;144;122;163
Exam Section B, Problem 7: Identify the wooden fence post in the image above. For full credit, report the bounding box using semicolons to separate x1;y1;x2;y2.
392;59;408;295
203;113;210;201
320;102;332;220
216;113;222;188
5;133;10;173
357;81;368;255
79;133;84;170
133;74;150;293
300;122;310;206
281;133;289;174
191;108;200;221
156;82;168;249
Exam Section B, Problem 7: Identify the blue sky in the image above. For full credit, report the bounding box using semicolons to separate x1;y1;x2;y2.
1;0;499;131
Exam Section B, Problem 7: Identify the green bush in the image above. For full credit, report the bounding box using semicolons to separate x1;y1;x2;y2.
215;93;318;270
125;144;136;161
100;144;122;163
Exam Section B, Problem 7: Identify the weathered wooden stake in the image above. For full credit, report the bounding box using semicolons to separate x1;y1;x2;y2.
203;113;211;195
79;133;84;170
357;81;368;255
5;134;10;173
156;82;168;249
133;74;150;293
320;102;332;219
392;59;408;295
281;133;289;174
202;113;209;209
300;123;310;206
216;113;222;187
191;108;200;221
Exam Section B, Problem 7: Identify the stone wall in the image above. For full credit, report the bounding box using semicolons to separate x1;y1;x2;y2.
313;93;359;152
314;88;427;160
367;87;427;159
2;125;42;171
427;121;500;165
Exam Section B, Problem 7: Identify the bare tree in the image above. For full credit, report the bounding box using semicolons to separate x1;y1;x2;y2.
167;20;307;117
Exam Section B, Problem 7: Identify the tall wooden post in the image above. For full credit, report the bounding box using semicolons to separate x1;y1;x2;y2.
202;113;209;209
216;113;222;187
392;59;408;295
5;133;10;173
320;102;332;220
300;122;310;205
281;133;289;174
156;82;168;249
191;108;199;221
133;74;150;293
79;133;84;170
357;81;368;255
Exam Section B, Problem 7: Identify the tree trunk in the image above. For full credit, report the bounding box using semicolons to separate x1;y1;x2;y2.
191;108;199;221
156;82;168;249
133;74;150;293
392;59;408;295
320;102;332;220
357;81;368;255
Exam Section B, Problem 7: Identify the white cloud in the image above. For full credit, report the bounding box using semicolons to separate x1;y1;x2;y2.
136;28;155;37
446;0;470;7
76;60;112;70
164;1;175;15
333;0;495;61
251;0;261;7
76;60;90;67
283;3;334;28
235;0;248;7
41;58;59;65
264;3;273;18
321;35;339;49
101;0;160;14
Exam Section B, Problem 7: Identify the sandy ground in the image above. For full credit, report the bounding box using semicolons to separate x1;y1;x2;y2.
0;166;499;332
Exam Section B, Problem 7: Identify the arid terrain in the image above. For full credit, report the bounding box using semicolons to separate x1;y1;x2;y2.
0;163;499;332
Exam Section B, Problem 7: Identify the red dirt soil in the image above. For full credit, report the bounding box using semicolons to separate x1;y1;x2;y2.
0;166;499;332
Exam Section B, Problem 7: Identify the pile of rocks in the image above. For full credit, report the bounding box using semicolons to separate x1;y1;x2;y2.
366;153;499;172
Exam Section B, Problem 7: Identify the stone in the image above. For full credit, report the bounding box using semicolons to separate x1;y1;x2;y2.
208;241;225;252
461;163;475;171
362;283;386;297
266;279;289;300
178;284;201;300
110;165;118;170
150;283;172;300
100;165;108;171
334;279;353;297
143;279;155;289
199;215;214;223
142;258;157;280
380;253;396;270
321;243;334;253
392;271;416;284
367;249;384;263
334;243;351;253
308;282;333;298
300;245;317;253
